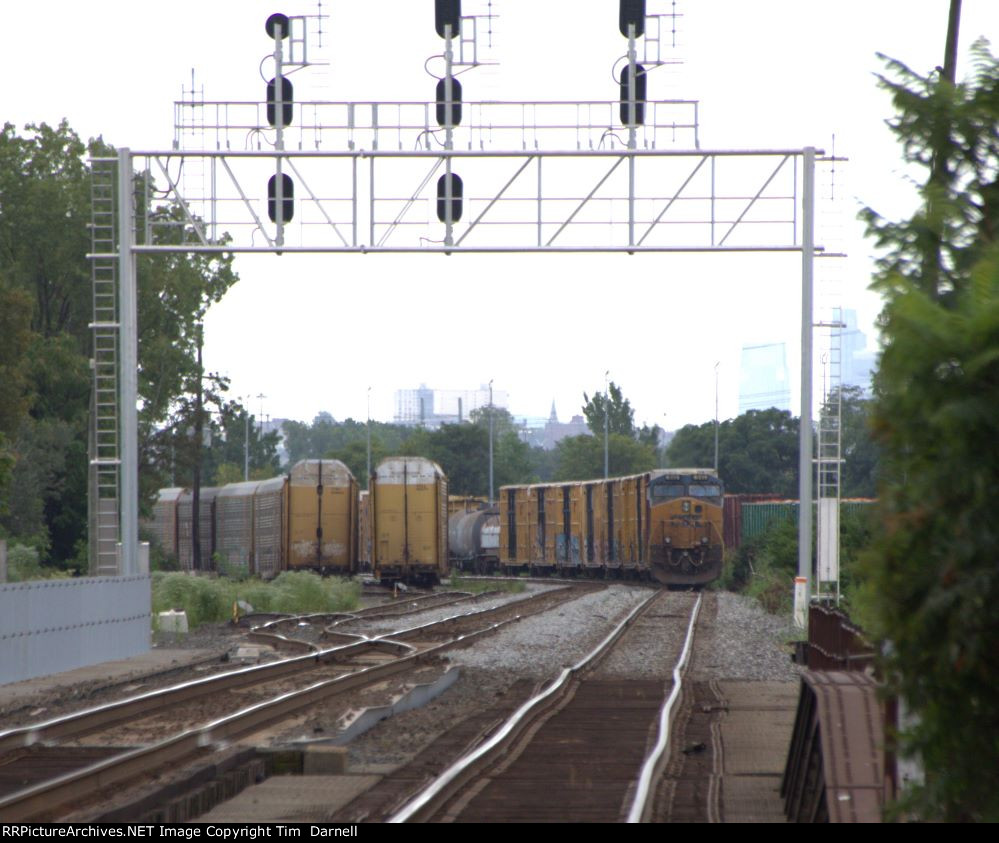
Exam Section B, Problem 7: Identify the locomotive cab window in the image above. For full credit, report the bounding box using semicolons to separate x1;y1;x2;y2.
651;483;686;499
687;483;721;500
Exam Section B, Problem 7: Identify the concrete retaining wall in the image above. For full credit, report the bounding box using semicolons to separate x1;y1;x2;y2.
0;575;151;684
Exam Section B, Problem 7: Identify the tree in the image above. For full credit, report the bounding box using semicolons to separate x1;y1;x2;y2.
582;381;635;437
862;38;999;820
0;278;33;508
821;385;879;498
554;433;656;481
0;121;239;567
199;402;281;485
666;408;799;496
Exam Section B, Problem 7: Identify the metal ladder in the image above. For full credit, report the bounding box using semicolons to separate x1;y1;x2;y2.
815;306;844;602
89;158;121;576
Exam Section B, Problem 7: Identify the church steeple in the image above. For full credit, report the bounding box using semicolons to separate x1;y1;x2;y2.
549;400;559;423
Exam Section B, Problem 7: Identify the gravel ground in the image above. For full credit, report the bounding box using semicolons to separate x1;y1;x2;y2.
343;585;654;769
443;585;652;676
691;590;803;681
343;588;803;771
344;584;556;639
591;590;699;680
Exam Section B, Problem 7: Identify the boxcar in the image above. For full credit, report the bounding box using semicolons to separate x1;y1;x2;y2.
214;480;264;573
370;456;448;585
253;475;288;578
149;487;184;563
286;459;358;574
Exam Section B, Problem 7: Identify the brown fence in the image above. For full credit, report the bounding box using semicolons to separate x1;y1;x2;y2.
806;603;876;671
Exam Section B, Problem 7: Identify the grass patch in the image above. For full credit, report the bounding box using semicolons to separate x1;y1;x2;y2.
2;544;74;582
152;570;360;629
448;574;526;595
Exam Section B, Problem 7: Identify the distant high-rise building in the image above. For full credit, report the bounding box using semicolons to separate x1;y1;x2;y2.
393;384;509;428
840;309;876;394
394;385;435;426
739;342;791;413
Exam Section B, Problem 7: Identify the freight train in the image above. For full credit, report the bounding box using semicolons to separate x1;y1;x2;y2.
149;459;360;577
150;460;725;588
497;468;725;586
149;456;450;585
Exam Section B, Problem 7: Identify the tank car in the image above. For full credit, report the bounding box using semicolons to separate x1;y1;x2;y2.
448;506;499;574
370;456;448;585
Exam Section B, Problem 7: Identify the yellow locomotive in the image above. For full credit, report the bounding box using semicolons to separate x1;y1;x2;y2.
498;468;724;586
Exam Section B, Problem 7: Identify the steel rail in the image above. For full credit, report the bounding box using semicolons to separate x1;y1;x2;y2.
0;587;580;753
0;619;519;822
626;591;703;823
387;589;666;823
0;587;595;820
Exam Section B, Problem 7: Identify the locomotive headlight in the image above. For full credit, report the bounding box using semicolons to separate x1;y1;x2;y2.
701;537;709;544
682;501;691;513
665;537;672;544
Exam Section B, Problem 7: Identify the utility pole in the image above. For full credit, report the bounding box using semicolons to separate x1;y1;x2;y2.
604;371;610;479
366;386;372;490
192;323;204;571
714;362;720;471
241;396;249;482
488;379;494;506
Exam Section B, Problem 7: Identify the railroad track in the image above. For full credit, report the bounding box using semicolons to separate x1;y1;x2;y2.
385;589;702;823
0;584;598;821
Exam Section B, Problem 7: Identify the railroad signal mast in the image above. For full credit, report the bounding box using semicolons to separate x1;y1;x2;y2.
92;1;836;624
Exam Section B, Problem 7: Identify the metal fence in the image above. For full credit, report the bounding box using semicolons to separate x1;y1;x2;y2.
807;603;875;672
0;575;151;684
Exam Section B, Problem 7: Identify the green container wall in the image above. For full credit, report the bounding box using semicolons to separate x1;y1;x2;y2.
740;500;875;544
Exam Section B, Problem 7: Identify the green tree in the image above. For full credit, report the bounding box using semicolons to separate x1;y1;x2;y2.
666;408;799;496
0;121;238;566
199;403;280;486
582;381;635;437
553;433;655;481
862;38;999;820
821;385;879;498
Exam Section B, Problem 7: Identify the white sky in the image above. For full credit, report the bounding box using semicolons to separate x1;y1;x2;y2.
6;1;997;429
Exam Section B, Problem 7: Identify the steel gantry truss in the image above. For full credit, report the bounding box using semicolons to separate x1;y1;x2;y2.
91;143;824;611
89;1;832;621
104;146;812;254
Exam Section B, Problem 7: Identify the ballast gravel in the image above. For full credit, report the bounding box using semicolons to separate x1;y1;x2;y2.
443;585;653;676
345;588;803;770
692;590;803;682
348;584;558;638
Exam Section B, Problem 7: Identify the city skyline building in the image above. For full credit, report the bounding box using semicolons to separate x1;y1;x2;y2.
840;309;876;394
739;342;792;414
393;384;510;428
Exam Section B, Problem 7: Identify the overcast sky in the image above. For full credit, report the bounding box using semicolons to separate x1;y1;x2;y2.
6;1;996;429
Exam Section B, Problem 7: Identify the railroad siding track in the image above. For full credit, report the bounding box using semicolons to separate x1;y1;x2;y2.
448;679;667;822
389;590;702;823
0;585;599;821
